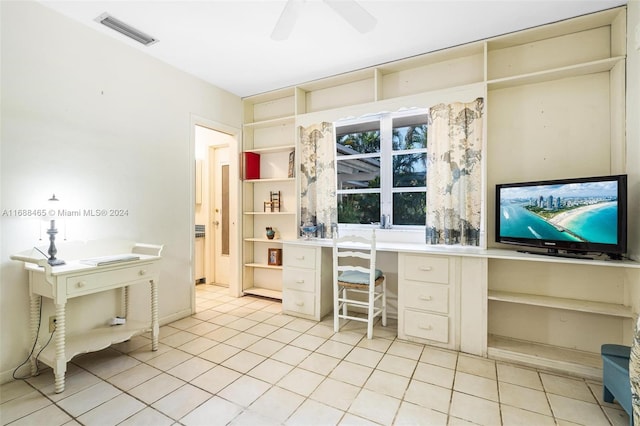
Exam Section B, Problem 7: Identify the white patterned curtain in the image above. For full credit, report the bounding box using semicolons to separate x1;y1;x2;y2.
425;98;484;246
299;122;337;238
631;315;640;426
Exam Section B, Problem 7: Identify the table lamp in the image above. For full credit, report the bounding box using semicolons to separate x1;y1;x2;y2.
45;194;65;266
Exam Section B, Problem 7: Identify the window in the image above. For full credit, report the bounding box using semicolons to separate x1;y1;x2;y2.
336;110;428;227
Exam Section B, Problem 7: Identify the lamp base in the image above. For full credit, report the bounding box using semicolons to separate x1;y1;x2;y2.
48;258;66;266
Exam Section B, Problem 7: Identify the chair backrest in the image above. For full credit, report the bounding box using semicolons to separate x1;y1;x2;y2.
332;231;378;285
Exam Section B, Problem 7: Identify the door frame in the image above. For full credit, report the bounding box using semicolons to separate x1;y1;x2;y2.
189;115;242;313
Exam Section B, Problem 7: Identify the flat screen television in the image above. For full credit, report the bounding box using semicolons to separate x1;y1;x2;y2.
495;175;627;259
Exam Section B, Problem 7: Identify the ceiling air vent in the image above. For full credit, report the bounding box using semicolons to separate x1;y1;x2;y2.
95;13;158;46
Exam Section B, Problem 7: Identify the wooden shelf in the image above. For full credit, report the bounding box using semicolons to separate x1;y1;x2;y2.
488;334;602;379
243;178;295;184
377;42;484;75
244;263;283;270
39;320;151;365
486;7;624;51
488;290;634;318
244;238;284;244
243;88;296;105
244;144;295;154
484;249;640;268
243;287;282;300
243;116;294;129
487;57;624;90
297;69;374;93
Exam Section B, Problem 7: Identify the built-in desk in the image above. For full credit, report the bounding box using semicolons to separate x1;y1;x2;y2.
282;238;640;378
11;242;163;393
283;238;487;352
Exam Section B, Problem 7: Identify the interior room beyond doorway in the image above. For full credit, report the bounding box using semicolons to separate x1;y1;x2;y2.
195;125;233;287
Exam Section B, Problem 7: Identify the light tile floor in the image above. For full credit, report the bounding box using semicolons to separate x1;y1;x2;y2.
0;284;632;425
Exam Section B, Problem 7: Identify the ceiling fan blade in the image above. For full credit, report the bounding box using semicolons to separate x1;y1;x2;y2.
271;0;302;41
324;0;377;34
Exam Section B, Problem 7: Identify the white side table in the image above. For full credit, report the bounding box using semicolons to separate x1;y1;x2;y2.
11;242;163;393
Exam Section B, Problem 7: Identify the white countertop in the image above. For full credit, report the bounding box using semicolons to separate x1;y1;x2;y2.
282;238;640;268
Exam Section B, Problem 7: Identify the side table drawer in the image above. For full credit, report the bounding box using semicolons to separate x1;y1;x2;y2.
403;254;449;284
282;290;315;317
66;263;157;296
284;246;316;269
283;268;316;293
403;310;449;343
404;282;449;314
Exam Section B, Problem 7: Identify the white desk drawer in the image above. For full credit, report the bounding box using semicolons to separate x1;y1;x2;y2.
403;254;449;284
283;268;316;292
284;246;316;269
282;290;315;316
404;282;449;314
66;263;157;296
403;310;449;343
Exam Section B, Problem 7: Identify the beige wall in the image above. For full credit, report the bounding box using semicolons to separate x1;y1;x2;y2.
0;1;241;382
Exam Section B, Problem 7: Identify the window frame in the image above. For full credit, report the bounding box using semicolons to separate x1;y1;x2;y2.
335;109;428;229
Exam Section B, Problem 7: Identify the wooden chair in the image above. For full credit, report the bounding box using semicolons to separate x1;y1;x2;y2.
332;231;386;339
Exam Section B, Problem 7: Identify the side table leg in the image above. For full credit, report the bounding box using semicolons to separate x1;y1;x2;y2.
29;295;41;376
151;280;158;351
53;303;66;393
121;286;130;318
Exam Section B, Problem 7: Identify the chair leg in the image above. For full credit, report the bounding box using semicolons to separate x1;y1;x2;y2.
333;285;340;333
381;279;387;327
341;288;348;317
367;294;374;340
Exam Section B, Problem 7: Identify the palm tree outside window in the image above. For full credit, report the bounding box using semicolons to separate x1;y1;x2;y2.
335;110;428;227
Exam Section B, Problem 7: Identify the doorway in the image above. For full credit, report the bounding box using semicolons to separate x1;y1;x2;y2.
194;124;236;289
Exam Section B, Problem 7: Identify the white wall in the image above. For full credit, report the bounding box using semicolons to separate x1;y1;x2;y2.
0;1;241;383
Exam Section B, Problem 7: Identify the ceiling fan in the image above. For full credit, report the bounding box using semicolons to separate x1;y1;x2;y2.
271;0;377;41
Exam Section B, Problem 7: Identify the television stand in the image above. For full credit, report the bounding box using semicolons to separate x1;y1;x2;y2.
517;249;593;260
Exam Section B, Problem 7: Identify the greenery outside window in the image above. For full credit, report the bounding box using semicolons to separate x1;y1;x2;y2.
336;110;428;226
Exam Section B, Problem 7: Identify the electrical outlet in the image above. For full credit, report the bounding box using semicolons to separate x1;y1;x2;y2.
49;316;57;333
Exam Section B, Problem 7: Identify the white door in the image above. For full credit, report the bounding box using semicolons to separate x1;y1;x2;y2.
211;146;230;285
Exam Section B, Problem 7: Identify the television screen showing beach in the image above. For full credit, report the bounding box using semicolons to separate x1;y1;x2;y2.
499;181;618;244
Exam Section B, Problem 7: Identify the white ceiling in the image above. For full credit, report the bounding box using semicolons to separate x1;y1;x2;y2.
40;0;627;98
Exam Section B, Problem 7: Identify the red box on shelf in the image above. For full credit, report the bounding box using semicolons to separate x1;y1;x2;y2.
242;152;260;180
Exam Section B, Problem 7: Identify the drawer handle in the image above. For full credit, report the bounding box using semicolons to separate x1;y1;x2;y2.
419;295;433;301
139;269;147;276
419;324;433;331
295;256;305;261
76;281;86;288
419;266;433;271
295;279;305;284
295;301;304;306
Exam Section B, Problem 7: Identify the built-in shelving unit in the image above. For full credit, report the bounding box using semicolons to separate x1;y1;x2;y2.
241;92;299;300
241;5;637;377
484;6;630;378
